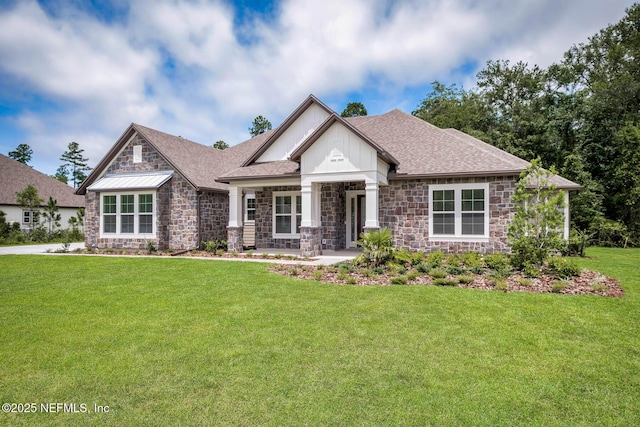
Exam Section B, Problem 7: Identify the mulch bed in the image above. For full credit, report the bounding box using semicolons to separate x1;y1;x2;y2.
269;264;624;297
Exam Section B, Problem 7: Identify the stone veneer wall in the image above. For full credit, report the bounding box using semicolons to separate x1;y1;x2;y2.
320;183;346;250
255;185;302;249
199;191;228;244
84;135;201;250
379;176;517;253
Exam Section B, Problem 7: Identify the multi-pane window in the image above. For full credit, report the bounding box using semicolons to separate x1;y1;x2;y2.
246;197;256;221
101;192;154;236
273;192;302;237
429;184;488;239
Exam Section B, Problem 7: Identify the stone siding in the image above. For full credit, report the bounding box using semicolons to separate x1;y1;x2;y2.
300;226;322;256
320;183;346;250
84;135;202;250
255;185;301;249
379;176;517;253
199;191;229;244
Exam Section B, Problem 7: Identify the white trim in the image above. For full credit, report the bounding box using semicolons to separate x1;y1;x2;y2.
99;190;156;238
272;191;301;239
244;192;256;223
346;190;365;248
428;183;490;242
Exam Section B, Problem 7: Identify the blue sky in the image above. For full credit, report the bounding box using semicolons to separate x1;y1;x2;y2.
0;0;635;177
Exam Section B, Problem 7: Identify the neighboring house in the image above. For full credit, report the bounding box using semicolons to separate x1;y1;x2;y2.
79;95;581;255
0;153;85;230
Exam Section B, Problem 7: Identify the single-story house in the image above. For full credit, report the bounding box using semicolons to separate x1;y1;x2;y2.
0;153;85;230
77;95;580;255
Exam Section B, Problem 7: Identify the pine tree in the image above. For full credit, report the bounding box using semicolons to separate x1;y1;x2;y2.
60;142;91;189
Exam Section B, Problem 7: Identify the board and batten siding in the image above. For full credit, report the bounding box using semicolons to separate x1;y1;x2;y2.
301;122;379;175
257;104;331;162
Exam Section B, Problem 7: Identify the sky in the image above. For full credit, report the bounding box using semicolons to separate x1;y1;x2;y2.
0;0;636;178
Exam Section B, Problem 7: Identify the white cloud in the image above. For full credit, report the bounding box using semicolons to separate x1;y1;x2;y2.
0;0;636;174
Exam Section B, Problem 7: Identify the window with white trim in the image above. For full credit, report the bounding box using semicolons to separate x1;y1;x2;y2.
429;183;489;240
100;191;155;237
273;192;301;238
22;210;39;224
245;195;256;222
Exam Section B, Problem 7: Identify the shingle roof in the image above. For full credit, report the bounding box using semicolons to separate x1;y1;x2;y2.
0;154;85;207
78;124;266;194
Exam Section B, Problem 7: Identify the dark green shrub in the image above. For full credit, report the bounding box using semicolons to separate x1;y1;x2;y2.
410;251;426;266
393;249;414;266
522;263;542;278
457;274;475;284
445;254;461;267
416;263;431;273
484;253;511;272
406;271;420;281
203;239;227;252
446;265;466;276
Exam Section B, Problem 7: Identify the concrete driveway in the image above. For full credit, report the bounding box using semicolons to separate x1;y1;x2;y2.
0;242;85;255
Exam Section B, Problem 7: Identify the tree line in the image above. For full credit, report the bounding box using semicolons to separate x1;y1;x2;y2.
411;4;640;247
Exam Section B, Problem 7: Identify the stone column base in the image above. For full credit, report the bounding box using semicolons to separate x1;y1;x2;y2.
227;226;244;252
300;226;322;257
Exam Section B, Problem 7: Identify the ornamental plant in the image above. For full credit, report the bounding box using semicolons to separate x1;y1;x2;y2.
508;158;566;269
355;227;396;267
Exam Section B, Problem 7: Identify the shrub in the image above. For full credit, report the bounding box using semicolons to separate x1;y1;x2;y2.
245;250;254;258
484;253;511;272
522;263;542;278
346;277;357;285
494;279;509;291
591;281;607;293
391;276;408;285
445;254;461;267
313;270;323;281
356;228;396;267
261;252;269;259
459;252;484;269
336;272;347;281
432;278;458;286
393;249;414;266
564;228;591;257
446;265;466;276
548;257;582;278
518;277;533;287
372;266;385;275
415;263;431;274
406;271;420;281
551;280;569;293
360;268;374;278
457;274;475;284
426;250;445;268
410;251;426;266
274;253;283;259
215;249;225;257
203;239;227;252
428;269;448;279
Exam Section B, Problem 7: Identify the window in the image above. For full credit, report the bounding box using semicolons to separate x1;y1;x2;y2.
101;192;155;237
22;210;39;224
245;196;256;221
133;145;142;163
429;183;489;240
273;192;301;238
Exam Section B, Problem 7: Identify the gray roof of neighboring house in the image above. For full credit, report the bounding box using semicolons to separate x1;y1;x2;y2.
0;154;85;208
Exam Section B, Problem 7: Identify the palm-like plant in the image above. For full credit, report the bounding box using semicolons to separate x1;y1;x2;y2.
355;228;396;267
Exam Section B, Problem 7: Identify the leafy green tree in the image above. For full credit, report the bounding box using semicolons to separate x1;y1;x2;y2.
15;184;43;231
60;141;91;189
52;165;69;184
341;102;368;118
508;159;566;269
8;143;33;165
213;140;229;150
248;116;272;137
42;197;61;233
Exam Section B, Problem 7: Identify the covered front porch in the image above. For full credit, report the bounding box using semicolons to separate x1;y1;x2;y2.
226;177;383;257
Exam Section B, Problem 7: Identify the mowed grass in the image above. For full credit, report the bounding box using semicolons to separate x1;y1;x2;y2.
1;249;639;426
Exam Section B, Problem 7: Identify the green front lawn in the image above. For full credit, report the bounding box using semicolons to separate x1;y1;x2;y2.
1;249;639;426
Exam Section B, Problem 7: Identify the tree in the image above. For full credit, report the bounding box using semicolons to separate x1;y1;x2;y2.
60;141;91;189
248;116;272;137
213;140;229;150
8;143;33;165
508;159;566;269
52;165;69;184
42;197;61;233
341;102;368;118
15;184;43;231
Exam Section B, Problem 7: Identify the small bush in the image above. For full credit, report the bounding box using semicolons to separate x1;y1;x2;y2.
494;279;509;291
313;270;323;281
393;249;414;266
457;274;475;284
432;278;458;286
372;266;385;275
274;253;283;259
484;253;511;271
406;271;420;282
230;251;238;257
428;269;448;279
336;272;347;281
469;265;484;275
445;254;461;267
446;265;466;276
426;250;445;268
551;280;569;293
459;252;484;269
523;263;542;278
360;268;374;278
410;251;426;266
591;282;607;293
203;239;227;252
245;250;254;258
518;277;533;287
215;249;225;257
289;268;298;276
146;240;157;254
346;277;357;285
261;252;269;259
548;257;582;278
391;276;408;285
416;263;431;274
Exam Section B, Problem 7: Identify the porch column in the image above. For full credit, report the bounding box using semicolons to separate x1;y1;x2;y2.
364;181;380;230
300;182;322;256
227;184;244;252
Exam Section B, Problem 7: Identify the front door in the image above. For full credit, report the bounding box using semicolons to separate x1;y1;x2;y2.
346;191;366;248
